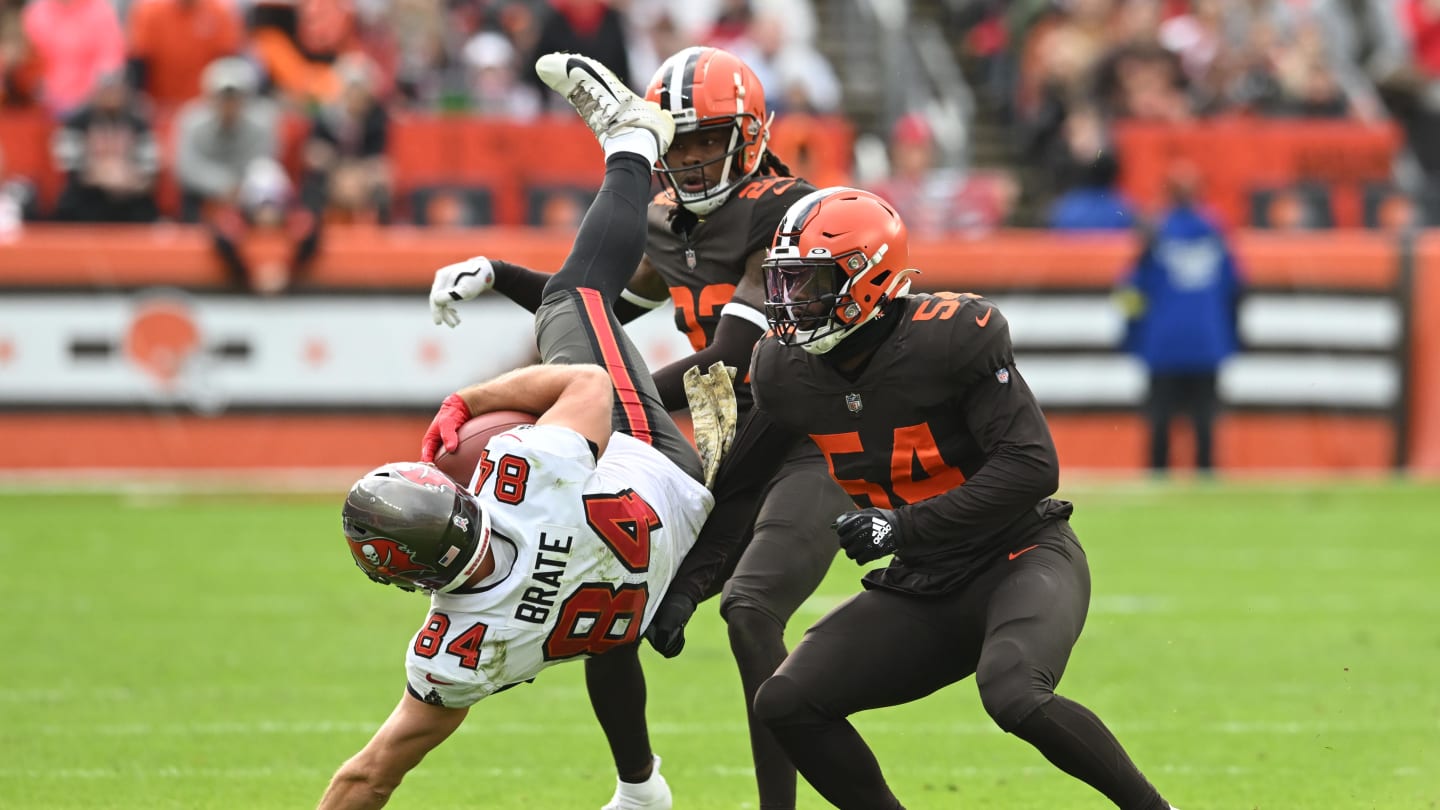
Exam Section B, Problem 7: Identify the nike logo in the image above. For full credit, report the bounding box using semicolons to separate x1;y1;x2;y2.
975;307;993;328
425;674;456;685
1008;544;1038;561
567;57;612;95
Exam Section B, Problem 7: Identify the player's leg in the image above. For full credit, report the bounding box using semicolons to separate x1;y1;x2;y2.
753;588;981;810
720;444;849;810
973;521;1171;810
530;53;701;483
529;53;683;810
585;643;655;779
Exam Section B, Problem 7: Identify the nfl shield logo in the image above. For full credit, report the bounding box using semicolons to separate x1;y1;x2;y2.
995;368;1010;384
845;393;864;414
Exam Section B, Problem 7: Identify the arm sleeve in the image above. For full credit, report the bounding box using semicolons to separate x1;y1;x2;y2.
492;260;655;322
490;260;551;312
647;312;765;411
892;325;1060;554
662;405;802;604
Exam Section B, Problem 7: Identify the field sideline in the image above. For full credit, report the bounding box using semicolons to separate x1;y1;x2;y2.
1;479;1436;809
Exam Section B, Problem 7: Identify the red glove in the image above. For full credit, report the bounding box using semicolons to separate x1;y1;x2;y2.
420;393;472;462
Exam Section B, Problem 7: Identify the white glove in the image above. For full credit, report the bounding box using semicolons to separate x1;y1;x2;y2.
429;256;496;327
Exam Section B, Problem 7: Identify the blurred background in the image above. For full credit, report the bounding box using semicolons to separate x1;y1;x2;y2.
1;0;1438;481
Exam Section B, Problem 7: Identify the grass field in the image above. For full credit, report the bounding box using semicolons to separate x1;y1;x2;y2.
1;479;1437;809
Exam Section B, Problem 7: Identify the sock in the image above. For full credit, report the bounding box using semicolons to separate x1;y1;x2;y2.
603;128;660;166
727;607;798;809
584;646;654;782
1010;696;1169;810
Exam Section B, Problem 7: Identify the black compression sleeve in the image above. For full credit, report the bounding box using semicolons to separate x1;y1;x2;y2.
494;262;653;321
491;260;551;313
649;313;765;411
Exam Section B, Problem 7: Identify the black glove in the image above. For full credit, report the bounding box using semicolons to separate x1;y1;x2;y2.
833;507;901;565
643;593;697;658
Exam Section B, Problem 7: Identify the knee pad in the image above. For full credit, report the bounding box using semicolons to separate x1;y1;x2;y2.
975;639;1050;732
752;674;813;729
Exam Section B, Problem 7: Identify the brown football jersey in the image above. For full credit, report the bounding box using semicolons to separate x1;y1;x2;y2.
645;175;816;410
751;292;1074;596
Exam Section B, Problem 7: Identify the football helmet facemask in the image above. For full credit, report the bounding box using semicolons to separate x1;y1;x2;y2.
341;462;492;593
763;187;918;355
645;46;772;216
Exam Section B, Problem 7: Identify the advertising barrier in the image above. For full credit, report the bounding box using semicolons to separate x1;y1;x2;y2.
1;226;1435;474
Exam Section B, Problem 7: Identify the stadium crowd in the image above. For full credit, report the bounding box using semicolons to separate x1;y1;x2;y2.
4;0;1440;237
953;0;1440;228
0;0;841;229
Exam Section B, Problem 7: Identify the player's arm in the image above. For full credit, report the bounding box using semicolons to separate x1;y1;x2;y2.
317;693;468;810
891;312;1060;553
646;387;803;657
430;256;660;324
646;250;768;410
455;363;615;453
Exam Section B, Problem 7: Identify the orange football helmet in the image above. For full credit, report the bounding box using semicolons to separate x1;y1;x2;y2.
763;187;918;354
645;47;772;215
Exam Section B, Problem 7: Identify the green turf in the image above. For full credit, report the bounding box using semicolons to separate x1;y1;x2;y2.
1;480;1437;809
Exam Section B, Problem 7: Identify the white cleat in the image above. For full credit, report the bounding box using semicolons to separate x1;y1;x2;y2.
600;755;671;810
536;52;674;153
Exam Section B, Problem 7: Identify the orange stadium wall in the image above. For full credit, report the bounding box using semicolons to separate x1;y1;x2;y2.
2;227;1438;476
1114;119;1405;228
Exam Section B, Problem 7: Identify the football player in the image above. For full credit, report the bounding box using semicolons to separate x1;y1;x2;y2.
318;54;712;810
428;47;854;809
744;187;1179;810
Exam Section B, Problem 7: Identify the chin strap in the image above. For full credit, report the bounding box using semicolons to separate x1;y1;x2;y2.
801;272;919;356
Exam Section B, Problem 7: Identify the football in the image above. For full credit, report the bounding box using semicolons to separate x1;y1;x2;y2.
433;409;538;485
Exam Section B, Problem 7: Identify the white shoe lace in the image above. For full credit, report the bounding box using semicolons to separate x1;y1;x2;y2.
568;79;623;133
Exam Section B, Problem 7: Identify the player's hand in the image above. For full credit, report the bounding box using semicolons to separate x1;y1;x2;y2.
429;256;496;328
420;393;472;462
643;593;696;658
833;507;901;565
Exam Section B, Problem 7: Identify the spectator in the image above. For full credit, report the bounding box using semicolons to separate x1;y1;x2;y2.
871;111;1015;237
249;0;359;106
126;0;242;113
382;0;453;108
527;0;631;105
301;53;391;223
211;156;323;293
461;30;541;117
728;11;840;114
177;58;324;293
1;0;41;108
174;57;279;223
1118;164;1243;475
51;71;159;222
1046;104;1137;230
1264;17;1351;118
0;142;38;236
21;0;126;117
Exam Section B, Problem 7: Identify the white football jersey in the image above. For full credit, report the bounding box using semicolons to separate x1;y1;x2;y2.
404;425;714;708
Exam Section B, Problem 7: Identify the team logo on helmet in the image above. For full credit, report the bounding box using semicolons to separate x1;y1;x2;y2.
348;536;438;581
391;463;460;493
